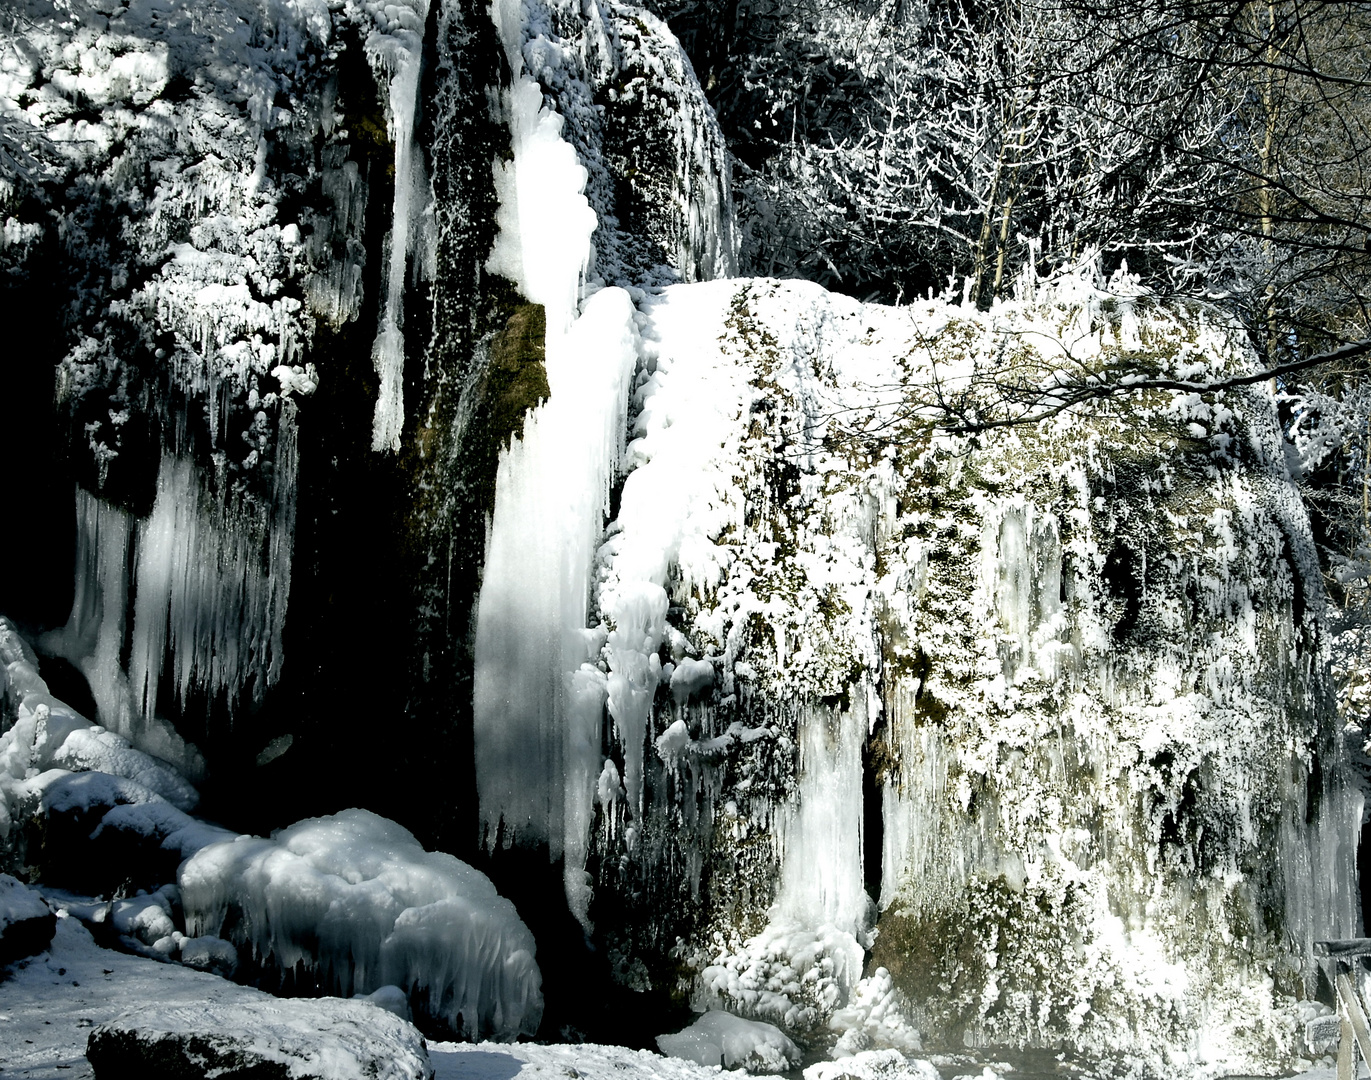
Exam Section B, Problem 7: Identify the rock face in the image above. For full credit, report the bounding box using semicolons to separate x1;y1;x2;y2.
86;998;433;1080
0;873;56;964
0;0;734;845
504;277;1353;1074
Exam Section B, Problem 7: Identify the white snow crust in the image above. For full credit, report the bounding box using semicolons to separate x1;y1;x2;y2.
428;1039;784;1080
0;872;51;928
0;913;432;1080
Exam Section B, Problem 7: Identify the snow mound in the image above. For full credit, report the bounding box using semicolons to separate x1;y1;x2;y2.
657;1010;802;1073
111;885;180;956
180;808;542;1039
180;935;240;978
27;769;168;816
0;617;201;854
48;723;199;811
93;801;238;861
87;996;433;1080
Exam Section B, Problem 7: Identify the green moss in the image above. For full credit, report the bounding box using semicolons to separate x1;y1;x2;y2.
483;302;550;448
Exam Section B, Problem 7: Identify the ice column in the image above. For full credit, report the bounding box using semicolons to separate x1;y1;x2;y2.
473;288;640;930
366;0;434;452
473;0;617;928
776;697;869;935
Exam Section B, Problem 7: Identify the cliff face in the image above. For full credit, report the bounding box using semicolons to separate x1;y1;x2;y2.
0;0;731;841
0;0;1358;1071
565;277;1357;1072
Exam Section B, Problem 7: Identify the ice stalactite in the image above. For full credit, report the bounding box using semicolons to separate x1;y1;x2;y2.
365;0;436;453
473;288;640;928
776;698;868;937
44;408;299;780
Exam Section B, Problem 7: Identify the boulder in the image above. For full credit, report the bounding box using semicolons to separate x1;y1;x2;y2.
0;873;55;964
86;997;433;1080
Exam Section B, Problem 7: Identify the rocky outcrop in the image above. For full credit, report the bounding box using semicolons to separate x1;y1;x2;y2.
86;997;433;1080
548;276;1357;1074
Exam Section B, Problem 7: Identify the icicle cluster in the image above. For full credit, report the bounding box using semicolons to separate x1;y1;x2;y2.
42;444;297;773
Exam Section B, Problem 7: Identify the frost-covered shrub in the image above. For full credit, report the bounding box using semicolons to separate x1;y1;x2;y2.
180;808;543;1040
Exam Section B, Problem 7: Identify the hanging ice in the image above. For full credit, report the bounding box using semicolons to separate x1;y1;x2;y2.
42;441;298;778
473;287;640;929
365;0;435;453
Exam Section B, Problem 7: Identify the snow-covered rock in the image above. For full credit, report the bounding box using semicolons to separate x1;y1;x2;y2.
472;272;1355;1073
180;808;542;1040
86;996;433;1080
0;872;56;964
180;934;240;979
657;1010;802;1072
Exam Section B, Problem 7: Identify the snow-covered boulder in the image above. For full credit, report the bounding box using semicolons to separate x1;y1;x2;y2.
85;997;433;1080
179;935;240;979
180;809;542;1040
0;618;210;887
657;1011;802;1073
0;873;56;964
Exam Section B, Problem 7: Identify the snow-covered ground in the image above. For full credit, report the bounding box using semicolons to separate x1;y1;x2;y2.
0;899;1350;1080
0;910;792;1080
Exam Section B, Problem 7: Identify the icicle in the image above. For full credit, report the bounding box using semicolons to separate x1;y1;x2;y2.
776;696;868;936
365;0;433;452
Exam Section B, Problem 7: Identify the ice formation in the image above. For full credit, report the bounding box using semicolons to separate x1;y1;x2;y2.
366;0;435;452
472;287;640;929
41;453;297;777
1;0;1356;1070
493;0;737;288
0;618;213;855
180;808;543;1040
